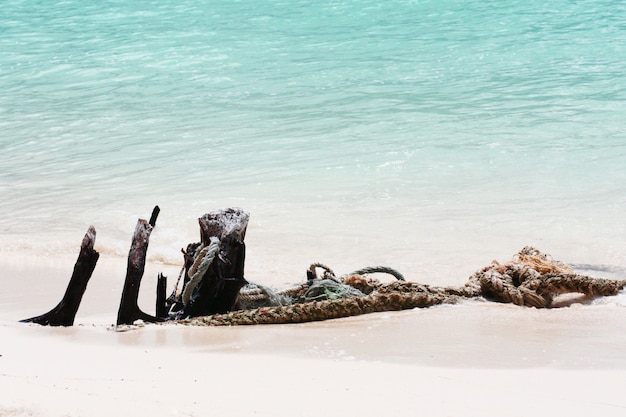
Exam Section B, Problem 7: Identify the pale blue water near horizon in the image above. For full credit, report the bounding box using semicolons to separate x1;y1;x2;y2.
1;0;626;285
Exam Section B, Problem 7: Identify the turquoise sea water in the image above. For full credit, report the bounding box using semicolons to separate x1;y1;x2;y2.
1;0;626;283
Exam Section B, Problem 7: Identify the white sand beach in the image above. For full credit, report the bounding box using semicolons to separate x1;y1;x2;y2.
3;0;626;415
2;253;626;417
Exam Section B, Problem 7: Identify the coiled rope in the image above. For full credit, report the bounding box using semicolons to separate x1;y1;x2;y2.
178;247;626;327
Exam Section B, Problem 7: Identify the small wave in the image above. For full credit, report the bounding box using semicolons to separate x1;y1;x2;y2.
570;263;626;279
592;290;626;307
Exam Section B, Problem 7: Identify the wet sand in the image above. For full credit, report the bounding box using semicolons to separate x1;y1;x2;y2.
2;253;626;416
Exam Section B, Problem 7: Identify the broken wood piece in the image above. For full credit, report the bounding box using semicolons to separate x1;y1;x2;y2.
199;207;249;244
156;273;167;319
116;206;163;325
20;226;100;326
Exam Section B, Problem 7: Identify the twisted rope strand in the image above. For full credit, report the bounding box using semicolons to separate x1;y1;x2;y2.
174;247;626;326
182;237;221;306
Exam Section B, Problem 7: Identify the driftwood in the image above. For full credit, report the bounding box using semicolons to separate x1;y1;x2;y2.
20;226;100;326
116;206;163;325
22;207;626;328
167;208;249;319
21;206;252;326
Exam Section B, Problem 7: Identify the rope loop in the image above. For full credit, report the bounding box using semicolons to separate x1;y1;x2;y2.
343;266;406;281
308;263;339;282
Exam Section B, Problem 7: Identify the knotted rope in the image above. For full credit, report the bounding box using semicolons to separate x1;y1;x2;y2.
178;247;626;326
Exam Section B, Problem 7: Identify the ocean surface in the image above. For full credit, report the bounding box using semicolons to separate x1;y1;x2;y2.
2;0;626;287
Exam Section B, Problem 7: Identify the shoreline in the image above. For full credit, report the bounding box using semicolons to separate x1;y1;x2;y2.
3;252;626;369
3;256;626;416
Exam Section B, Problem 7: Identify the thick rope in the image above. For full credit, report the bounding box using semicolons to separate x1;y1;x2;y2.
184;288;457;326
182;236;220;306
175;247;626;326
235;283;291;310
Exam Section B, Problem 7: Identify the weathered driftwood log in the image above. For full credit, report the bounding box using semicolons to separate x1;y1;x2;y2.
168;208;249;319
116;206;163;325
21;226;100;326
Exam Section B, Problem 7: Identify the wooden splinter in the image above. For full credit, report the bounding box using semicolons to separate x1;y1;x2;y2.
21;226;100;326
116;206;164;325
156;273;168;319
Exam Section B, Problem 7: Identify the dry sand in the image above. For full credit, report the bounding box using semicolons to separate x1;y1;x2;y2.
2;252;626;416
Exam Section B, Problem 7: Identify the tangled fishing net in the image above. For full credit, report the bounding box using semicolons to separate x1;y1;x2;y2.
180;247;626;327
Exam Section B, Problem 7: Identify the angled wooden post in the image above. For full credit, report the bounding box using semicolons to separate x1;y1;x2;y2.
116;206;163;325
21;226;100;326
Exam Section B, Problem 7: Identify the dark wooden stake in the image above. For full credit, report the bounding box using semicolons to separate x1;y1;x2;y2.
20;226;100;326
156;273;167;319
116;206;163;325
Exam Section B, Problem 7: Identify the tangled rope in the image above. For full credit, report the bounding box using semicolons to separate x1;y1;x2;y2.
178;247;626;327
